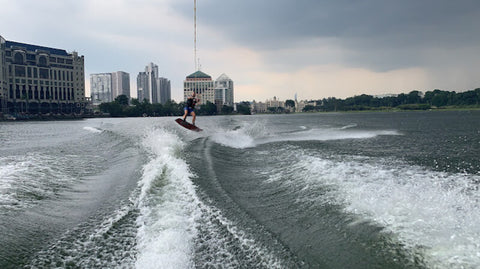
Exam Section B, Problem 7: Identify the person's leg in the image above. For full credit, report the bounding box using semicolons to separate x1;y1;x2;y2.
191;111;196;125
182;109;188;121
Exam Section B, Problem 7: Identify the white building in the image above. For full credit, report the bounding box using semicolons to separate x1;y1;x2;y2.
266;96;285;109
0;35;85;114
250;100;267;113
90;73;112;105
214;73;234;107
111;71;130;99
184;70;215;105
137;63;171;104
184;71;234;109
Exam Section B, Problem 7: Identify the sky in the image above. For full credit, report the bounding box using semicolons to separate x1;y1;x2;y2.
1;0;480;102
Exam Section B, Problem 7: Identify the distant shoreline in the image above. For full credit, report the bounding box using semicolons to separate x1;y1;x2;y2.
2;106;479;122
0;114;91;122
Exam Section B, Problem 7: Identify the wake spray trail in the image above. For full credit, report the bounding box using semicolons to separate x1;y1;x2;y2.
135;128;202;268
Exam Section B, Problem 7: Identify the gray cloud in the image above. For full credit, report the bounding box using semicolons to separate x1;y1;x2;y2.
174;0;480;71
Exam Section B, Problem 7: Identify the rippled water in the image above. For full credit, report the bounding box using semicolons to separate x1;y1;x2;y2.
0;111;479;268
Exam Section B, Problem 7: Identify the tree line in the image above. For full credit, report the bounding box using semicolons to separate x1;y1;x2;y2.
98;88;479;117
98;95;251;117
300;88;480;112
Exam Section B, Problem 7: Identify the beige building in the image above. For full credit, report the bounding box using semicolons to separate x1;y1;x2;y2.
183;70;215;105
0;35;85;114
183;71;235;110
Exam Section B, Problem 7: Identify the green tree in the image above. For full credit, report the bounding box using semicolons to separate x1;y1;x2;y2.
99;102;124;117
115;95;129;106
237;102;251;115
406;91;422;104
199;101;217;115
303;105;316;112
221;105;234;114
152;103;164;116
285;99;295;108
131;98;140;106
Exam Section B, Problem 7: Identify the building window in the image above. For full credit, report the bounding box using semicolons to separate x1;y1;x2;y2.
38;55;48;67
14;52;24;64
15;65;26;77
39;68;49;79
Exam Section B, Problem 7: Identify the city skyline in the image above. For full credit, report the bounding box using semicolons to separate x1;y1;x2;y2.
1;0;479;102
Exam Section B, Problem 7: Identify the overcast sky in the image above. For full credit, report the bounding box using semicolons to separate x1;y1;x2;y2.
1;0;480;102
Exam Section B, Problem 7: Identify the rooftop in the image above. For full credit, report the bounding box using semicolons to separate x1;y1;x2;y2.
5;40;69;56
216;73;231;81
187;70;211;79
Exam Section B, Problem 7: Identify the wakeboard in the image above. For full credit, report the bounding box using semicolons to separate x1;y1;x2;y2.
175;118;202;132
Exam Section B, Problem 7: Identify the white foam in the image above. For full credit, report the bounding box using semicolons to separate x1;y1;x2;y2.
135;128;201;269
211;120;400;149
340;123;358;130
0;154;74;209
0;161;20;208
83;126;102;133
194;200;287;268
135;127;290;267
289;154;480;268
211;120;268;149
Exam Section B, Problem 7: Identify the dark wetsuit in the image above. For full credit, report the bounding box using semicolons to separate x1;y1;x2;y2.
185;98;196;114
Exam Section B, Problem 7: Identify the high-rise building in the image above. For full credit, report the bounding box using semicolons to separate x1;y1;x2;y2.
183;71;234;109
145;62;158;103
136;63;171;104
90;71;131;105
158;77;171;104
214;73;234;107
184;70;214;105
90;73;112;105
0;35;85;114
136;72;147;102
112;71;130;99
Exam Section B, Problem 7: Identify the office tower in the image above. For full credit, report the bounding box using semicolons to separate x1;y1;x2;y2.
137;63;170;104
137;71;147;102
90;73;112;105
158;77;171;104
214;73;234;107
0;35;85;114
112;71;130;99
145;63;158;103
184;70;214;105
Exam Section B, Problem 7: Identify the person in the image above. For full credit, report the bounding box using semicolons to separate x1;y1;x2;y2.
182;92;199;125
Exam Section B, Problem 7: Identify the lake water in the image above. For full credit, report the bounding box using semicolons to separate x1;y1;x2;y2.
1;111;479;268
